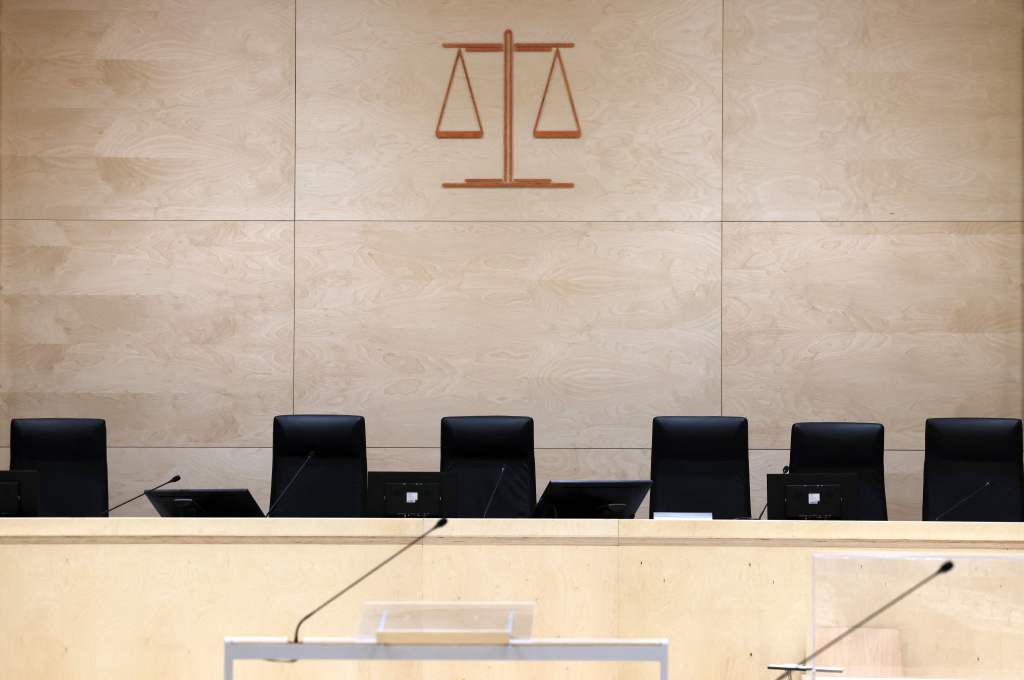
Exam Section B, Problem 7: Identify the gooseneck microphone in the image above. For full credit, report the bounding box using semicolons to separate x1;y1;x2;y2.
771;560;954;680
267;451;317;517
933;481;991;521
482;465;507;518
107;475;181;514
291;517;448;643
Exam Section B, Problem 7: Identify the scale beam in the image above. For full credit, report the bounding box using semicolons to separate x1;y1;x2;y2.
442;42;502;51
515;42;575;51
441;42;575;50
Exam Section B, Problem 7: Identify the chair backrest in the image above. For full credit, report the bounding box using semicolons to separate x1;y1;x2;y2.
789;422;887;520
270;415;367;517
10;418;108;517
440;416;535;518
923;418;1024;521
650;416;750;519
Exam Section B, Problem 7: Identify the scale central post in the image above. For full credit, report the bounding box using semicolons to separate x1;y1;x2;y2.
502;29;514;184
438;28;578;189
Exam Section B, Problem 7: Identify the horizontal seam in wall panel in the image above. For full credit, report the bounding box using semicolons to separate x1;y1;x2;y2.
369;446;653;451
296;219;1022;224
721;220;1023;224
1;219;1017;224
59;446;928;452
0;219;298;224
293;219;722;223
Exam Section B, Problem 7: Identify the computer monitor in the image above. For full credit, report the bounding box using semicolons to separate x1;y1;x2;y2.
766;473;858;520
366;472;456;517
0;471;40;517
146;489;264;517
532;480;652;519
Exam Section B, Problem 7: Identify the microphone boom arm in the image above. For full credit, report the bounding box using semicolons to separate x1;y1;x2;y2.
291;518;448;643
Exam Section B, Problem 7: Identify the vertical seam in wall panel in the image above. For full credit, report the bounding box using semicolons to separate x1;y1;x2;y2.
720;0;725;417
292;0;298;415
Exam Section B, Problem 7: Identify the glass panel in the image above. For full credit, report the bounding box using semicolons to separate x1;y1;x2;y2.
811;553;1024;680
357;602;534;643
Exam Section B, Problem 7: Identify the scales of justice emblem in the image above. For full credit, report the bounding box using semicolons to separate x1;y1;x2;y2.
435;28;581;189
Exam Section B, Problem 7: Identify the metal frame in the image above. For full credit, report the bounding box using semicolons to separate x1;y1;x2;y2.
224;637;668;680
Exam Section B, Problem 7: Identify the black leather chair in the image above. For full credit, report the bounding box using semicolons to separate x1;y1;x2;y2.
10;418;108;517
789;422;887;520
650;416;750;519
923;418;1024;521
440;416;535;518
269;415;367;517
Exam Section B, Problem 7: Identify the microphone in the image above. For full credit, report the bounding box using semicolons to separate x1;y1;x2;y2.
107;475;181;513
482;464;507;518
291;517;448;643
933;481;991;521
754;465;789;520
770;560;954;679
267;451;316;517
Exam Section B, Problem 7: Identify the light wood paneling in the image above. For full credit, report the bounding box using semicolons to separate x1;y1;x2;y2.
107;447;272;517
723;222;1023;449
724;0;1023;220
3;519;1024;680
423;540;620;680
296;0;721;221
295;221;721;449
0;0;295;220
0;220;294;446
0;521;426;680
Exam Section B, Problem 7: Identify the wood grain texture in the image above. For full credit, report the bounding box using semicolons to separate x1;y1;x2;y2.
10;519;1016;680
294;221;721;448
723;222;1023;449
0;0;295;219
724;0;1023;220
812;554;1024;678
422;540;620;680
107;447;272;517
0;220;294;446
296;0;721;220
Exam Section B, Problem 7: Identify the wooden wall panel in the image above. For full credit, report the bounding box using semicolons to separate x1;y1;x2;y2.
0;0;1021;514
294;221;721;448
0;0;295;220
723;222;1023;449
0;220;294;446
296;0;721;221
724;0;1023;221
107;448;272;517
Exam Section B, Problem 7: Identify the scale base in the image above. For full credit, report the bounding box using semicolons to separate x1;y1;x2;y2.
442;177;574;189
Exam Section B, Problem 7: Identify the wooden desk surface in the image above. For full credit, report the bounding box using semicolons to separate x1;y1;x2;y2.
0;519;1020;680
1;516;1022;546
